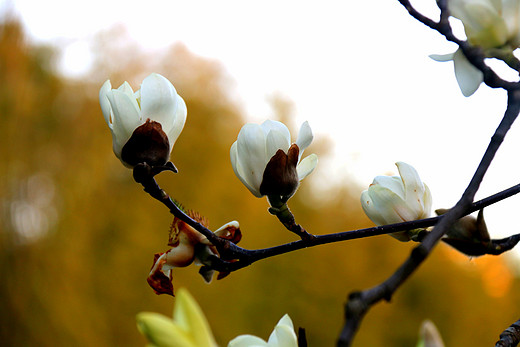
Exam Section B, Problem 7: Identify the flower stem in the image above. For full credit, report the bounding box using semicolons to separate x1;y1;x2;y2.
267;195;315;241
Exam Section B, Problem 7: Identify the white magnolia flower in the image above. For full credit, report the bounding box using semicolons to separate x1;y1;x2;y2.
228;314;298;347
136;288;217;347
230;120;318;201
431;0;520;96
99;73;187;167
450;0;520;48
360;162;432;241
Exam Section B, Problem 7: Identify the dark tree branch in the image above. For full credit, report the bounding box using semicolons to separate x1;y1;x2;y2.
496;318;520;347
136;160;520;273
335;3;520;345
336;85;520;346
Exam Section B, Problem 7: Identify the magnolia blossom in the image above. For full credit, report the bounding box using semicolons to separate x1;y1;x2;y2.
230;120;318;202
431;0;520;96
99;73;187;167
360;162;432;242
136;288;218;347
148;213;241;296
227;314;298;347
450;0;520;48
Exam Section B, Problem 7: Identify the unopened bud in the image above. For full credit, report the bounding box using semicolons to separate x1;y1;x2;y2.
121;119;170;167
436;209;491;256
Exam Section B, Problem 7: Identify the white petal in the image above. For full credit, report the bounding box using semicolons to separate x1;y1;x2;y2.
295;121;313;155
236;123;269;195
140;73;179;132
419;320;445;347
366;185;414;224
296;154;318;181
227;335;267;347
136;312;193;347
266;315;297;347
174;288;217;347
421;183;433;219
260;120;291;141
167;94;187;151
371;176;404;199
449;0;498;30
213;221;240;238
230;141;262;197
453;48;483;97
429;52;455;62
265;129;291;160
396;161;426;215
99;80;114;128
276;314;295;331
462;3;508;46
117;81;135;97
360;190;387;226
107;89;141;155
502;0;520;38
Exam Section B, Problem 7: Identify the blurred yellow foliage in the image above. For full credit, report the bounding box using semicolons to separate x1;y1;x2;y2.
1;18;519;347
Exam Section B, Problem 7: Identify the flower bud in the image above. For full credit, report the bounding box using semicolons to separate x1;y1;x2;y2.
360;162;432;241
136;288;218;347
417;320;445;347
436;208;491;256
99;73;187;167
230;120;318;202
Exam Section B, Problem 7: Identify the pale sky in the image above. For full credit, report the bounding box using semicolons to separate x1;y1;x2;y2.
5;0;520;251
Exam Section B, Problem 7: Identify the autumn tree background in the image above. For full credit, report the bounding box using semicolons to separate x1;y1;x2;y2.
1;16;520;346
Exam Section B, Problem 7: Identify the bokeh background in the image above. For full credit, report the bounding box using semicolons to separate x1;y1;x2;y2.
1;2;520;346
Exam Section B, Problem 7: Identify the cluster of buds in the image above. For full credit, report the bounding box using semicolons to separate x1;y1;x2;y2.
431;0;520;96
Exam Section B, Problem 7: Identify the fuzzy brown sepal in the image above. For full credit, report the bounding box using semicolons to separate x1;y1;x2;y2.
121;119;170;167
259;144;299;199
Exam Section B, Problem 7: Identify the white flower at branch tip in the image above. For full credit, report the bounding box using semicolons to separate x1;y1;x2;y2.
430;0;520;96
99;73;187;167
227;314;298;347
360;162;432;242
136;288;218;347
230;120;318;201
